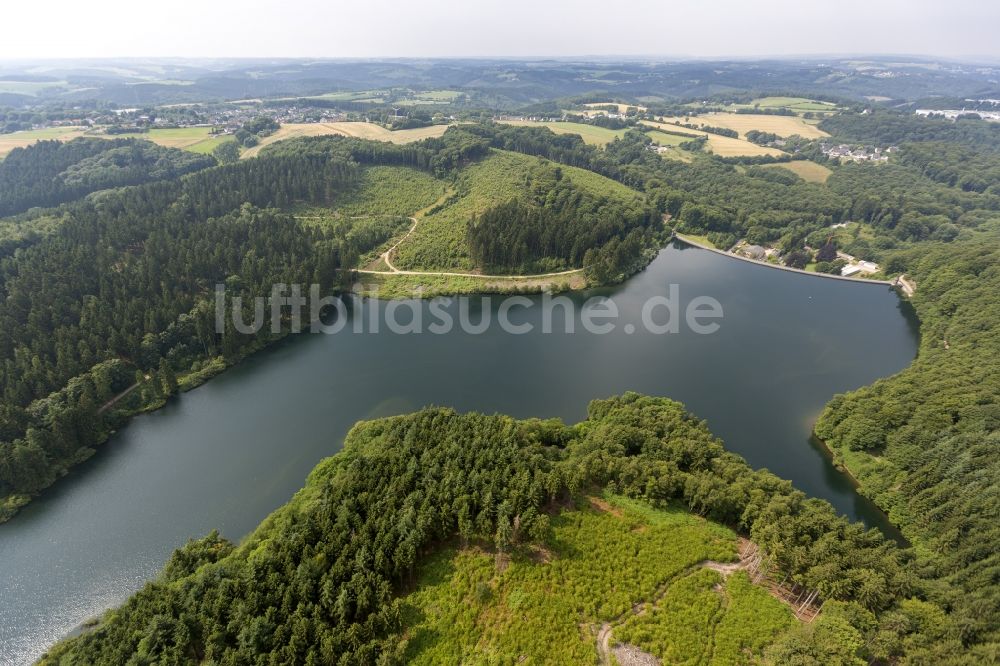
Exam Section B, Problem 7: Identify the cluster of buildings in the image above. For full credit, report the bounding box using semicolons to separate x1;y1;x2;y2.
836;251;880;277
914;108;1000;122
736;244;781;261
729;241;882;278
820;143;896;162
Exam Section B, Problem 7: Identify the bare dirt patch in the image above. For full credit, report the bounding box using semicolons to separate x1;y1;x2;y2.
587;496;624;518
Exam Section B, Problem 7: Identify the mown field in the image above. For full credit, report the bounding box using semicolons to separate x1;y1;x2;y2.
761;160;833;183
645;129;695;146
0;127;88;158
397;89;464;105
748;96;839;113
497;120;627;146
697;112;829;139
0;126;231;159
402;494;793;664
242;122;451;158
391;149;644;272
582;101;647;113
641;120;785;157
106;127;229;153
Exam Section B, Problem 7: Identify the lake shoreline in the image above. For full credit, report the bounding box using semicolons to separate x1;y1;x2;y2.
673;233;903;288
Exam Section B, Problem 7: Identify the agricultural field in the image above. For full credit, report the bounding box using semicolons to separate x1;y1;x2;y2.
641;120;705;137
396;89;464;105
308;89;461;105
645;129;695;146
241;122;450;158
644;118;789;157
0;126;88;158
104;127;229;153
645;131;696;161
391;149;643;271
309;90;388;102
695;112;829;139
706;134;785;158
761;160;833;183
0;79;69;96
747;96;839;113
400;495;751;664
582;101;647;113
497;119;628;146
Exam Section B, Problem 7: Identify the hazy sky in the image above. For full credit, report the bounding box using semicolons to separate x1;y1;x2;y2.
3;0;998;60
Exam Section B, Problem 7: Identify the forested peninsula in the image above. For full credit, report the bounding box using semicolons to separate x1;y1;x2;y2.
43;394;965;665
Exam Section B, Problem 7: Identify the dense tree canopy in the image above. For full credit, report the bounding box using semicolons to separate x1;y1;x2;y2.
44;394;963;665
466;159;657;274
0;137;215;216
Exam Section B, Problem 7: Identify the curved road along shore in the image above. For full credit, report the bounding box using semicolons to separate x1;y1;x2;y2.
673;233;909;289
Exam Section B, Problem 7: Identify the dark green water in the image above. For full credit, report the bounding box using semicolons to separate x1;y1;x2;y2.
0;243;918;664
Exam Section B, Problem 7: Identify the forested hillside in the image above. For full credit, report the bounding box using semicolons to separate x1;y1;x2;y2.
470;122;1000;259
0;153;358;520
465;156;657;275
0;137;215;216
463;116;1000;653
43;394;973;665
0;133;495;520
0;130;676;522
815;231;1000;646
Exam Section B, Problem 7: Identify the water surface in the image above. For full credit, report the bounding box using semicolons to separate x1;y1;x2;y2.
0;243;918;664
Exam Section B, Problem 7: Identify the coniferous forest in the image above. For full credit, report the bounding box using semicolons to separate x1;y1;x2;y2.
43;394;958;665
1;56;999;665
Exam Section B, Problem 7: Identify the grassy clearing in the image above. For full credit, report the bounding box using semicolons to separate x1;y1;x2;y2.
293;166;446;268
674;232;718;249
617;569;794;665
400;495;739;664
241;122;450;158
352;271;585;299
392;149;643;272
0;213;65;246
645;131;696;162
497;120;627;146
0;127;88;158
697;112;829;139
332;166;446;218
761;160;833;184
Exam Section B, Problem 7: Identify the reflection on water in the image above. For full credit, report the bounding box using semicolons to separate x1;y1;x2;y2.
0;242;918;664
